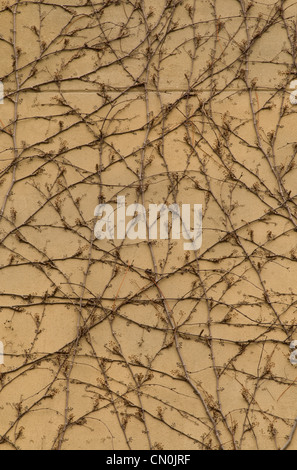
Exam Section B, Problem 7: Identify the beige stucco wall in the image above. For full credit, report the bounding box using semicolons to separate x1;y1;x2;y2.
1;0;297;450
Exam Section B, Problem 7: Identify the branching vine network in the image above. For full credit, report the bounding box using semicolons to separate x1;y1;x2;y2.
0;0;297;450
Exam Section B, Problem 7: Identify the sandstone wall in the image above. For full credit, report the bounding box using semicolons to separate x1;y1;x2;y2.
0;0;297;450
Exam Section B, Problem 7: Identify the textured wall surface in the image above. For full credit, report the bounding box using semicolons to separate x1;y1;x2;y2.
1;0;297;451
